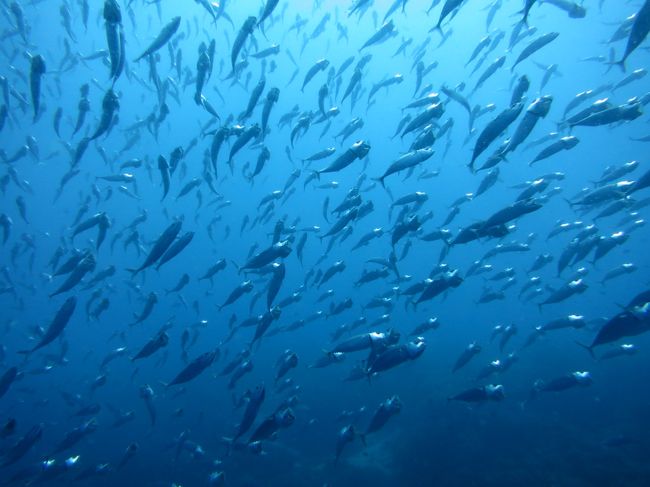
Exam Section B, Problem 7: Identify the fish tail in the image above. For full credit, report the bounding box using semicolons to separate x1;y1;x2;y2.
575;340;595;359
371;176;386;189
359;433;367;447
606;60;625;73
562;197;576;209
614;302;627;311
514;10;529;27
222;436;235;456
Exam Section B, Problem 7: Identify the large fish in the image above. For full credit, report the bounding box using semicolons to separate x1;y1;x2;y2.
613;0;650;71
104;0;124;82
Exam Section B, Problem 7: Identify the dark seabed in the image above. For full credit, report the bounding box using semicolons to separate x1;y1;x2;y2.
1;0;650;485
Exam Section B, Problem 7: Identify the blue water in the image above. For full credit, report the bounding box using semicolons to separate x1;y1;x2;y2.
1;0;650;485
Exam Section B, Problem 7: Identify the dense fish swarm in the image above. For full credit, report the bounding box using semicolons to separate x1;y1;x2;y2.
1;0;650;485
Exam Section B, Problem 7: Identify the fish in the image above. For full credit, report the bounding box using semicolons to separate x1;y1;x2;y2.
131;292;158;326
19;297;76;353
1;1;650;482
132;331;169;361
539;278;588;309
539;0;586;18
504;96;553;155
0;425;43;467
231;16;257;70
29;55;46;122
473;56;506;93
104;0;124;83
258;0;279;30
134;17;181;62
0;367;18;399
241;76;266;120
156;231;194;270
248;407;294;443
314;140;371;177
529;136;579;166
50;254;96;297
167;350;219;386
335;424;358;462
127;221;182;276
449;384;505;403
363;395;401;439
302;59;330;92
431;0;465;33
568;101;643;128
233;384;265;442
88;89;119;141
612;0;650;71
531;371;592;399
512;33;559;71
470;102;524;171
452;342;481;372
361;20;396;51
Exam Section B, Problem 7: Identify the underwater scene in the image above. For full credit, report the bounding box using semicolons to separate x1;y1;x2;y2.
1;0;650;485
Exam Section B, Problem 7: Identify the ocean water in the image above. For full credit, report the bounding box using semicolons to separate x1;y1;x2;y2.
1;0;650;485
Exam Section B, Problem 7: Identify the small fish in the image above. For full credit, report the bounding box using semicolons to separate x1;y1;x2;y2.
29;55;46;122
134;17;181;62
